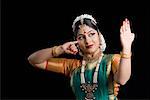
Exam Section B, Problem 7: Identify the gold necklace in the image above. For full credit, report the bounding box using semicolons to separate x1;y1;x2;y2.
80;53;104;100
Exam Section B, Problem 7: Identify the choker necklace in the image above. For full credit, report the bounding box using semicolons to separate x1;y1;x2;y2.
80;53;104;100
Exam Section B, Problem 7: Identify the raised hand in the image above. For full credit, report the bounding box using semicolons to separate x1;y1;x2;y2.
62;41;78;55
120;18;135;53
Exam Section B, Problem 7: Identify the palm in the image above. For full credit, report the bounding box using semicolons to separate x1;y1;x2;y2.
120;18;135;49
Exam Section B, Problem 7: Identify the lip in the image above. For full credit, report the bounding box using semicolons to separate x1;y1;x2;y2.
86;44;94;48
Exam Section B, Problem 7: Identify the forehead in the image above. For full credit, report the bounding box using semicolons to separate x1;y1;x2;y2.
78;24;96;35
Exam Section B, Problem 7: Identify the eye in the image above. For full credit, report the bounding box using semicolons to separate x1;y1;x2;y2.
89;33;95;37
77;36;84;40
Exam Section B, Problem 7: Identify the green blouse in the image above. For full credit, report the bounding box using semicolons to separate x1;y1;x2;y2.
70;54;118;100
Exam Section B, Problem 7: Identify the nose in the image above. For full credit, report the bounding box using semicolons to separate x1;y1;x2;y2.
85;35;91;45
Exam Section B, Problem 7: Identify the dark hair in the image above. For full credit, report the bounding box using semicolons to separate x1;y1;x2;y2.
73;18;99;39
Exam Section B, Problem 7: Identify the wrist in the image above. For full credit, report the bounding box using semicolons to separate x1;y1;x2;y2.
120;51;132;59
122;48;131;54
52;45;65;57
58;45;65;54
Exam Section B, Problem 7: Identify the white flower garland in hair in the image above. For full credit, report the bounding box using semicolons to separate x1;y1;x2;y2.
72;14;97;32
99;33;106;52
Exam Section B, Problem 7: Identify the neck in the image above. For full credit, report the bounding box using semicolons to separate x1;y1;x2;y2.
83;48;102;63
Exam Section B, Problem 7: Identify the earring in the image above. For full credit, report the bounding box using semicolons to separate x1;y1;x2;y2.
99;43;103;52
76;44;83;56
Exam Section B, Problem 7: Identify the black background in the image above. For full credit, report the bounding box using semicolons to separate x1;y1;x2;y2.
2;0;150;99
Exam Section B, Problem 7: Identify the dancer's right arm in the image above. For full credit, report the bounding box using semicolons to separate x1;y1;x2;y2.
27;41;79;75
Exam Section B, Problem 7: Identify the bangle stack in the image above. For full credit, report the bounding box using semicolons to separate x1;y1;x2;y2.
120;52;132;59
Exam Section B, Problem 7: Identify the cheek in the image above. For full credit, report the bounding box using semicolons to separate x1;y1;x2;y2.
78;42;85;49
93;36;100;45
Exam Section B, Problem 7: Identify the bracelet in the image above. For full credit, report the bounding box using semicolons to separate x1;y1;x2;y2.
120;51;132;59
52;46;58;57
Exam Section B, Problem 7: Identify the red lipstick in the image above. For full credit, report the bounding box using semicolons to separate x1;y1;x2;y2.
86;44;93;48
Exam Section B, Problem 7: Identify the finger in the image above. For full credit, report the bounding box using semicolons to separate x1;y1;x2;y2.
120;26;123;34
122;21;126;32
125;18;131;32
67;45;78;55
123;18;129;32
72;41;78;45
125;18;132;33
125;18;128;31
70;48;78;54
70;49;78;55
66;47;76;54
120;26;125;34
127;21;131;32
66;44;72;51
70;45;78;52
125;18;130;25
67;50;76;55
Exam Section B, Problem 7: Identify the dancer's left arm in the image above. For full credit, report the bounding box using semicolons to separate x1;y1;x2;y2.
114;18;135;85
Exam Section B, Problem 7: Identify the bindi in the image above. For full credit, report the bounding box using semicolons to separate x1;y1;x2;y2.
83;30;87;34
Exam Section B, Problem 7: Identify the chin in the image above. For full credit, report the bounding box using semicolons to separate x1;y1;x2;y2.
86;47;100;54
86;49;96;54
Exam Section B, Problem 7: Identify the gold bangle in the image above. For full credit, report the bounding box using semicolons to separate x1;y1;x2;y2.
52;46;58;57
120;52;132;59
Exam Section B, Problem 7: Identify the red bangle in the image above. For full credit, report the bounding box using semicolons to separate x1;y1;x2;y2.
45;60;48;70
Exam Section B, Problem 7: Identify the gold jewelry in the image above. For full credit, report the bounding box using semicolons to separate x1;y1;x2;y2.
80;53;104;100
52;46;58;57
120;52;132;59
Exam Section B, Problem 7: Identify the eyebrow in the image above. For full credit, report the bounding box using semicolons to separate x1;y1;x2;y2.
77;30;94;36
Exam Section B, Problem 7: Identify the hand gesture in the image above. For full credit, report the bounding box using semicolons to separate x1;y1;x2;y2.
62;41;78;55
120;18;135;51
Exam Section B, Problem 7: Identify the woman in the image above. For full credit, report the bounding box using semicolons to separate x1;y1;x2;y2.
28;14;135;100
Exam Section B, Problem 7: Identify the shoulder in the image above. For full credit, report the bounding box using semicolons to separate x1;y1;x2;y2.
103;54;121;62
104;54;121;75
102;54;114;63
111;54;121;66
109;54;121;74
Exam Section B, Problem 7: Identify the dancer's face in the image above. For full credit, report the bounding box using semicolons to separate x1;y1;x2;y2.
76;24;100;54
